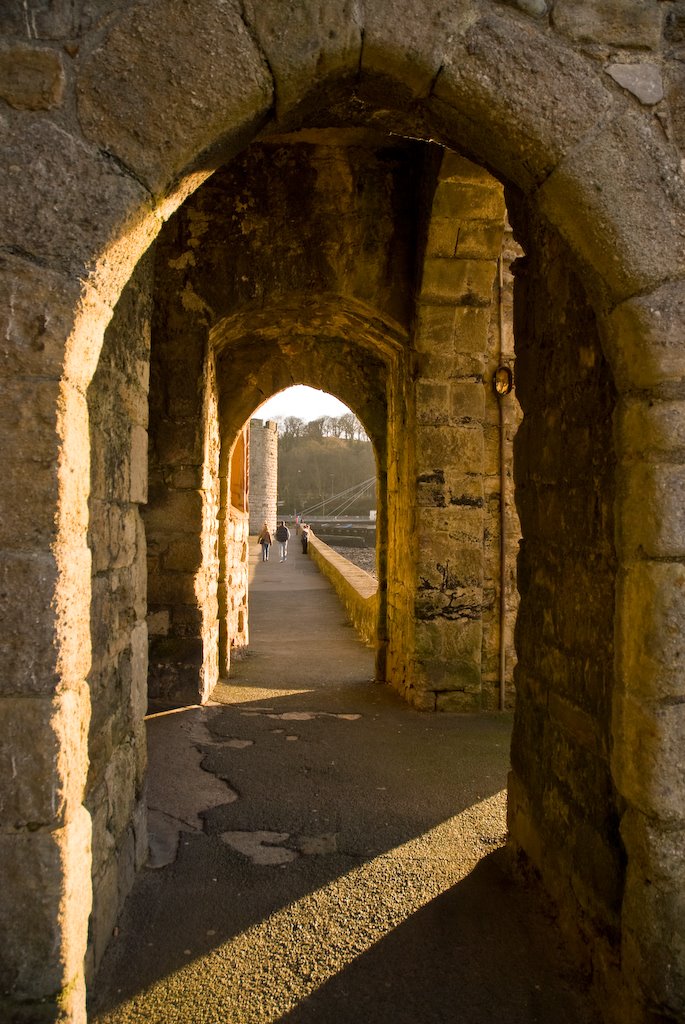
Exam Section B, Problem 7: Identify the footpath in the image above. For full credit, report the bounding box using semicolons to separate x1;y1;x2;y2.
90;536;600;1024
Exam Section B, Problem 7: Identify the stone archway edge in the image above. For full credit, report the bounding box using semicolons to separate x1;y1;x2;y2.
1;3;683;317
2;3;685;1021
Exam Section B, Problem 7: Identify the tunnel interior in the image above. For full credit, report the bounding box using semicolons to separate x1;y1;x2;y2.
85;122;620;1004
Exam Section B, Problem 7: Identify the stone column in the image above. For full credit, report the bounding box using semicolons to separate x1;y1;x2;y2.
0;257;100;1024
605;282;685;1021
249;418;278;535
145;247;220;705
409;153;506;710
218;424;250;677
85;253;151;977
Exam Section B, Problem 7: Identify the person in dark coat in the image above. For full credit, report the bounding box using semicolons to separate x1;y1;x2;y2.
275;520;290;561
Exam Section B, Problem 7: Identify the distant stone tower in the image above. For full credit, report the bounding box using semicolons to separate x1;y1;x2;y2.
249;418;278;534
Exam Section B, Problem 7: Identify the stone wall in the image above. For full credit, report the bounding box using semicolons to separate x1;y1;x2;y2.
2;2;685;1021
506;194;623;1002
218;425;250;676
85;253;151;978
144;233;221;707
408;151;520;711
248;418;278;535
307;532;379;646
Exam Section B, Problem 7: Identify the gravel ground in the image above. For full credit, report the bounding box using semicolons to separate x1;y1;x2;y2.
330;544;377;578
90;546;600;1024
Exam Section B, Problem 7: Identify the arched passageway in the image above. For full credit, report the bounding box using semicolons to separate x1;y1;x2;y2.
2;4;684;1022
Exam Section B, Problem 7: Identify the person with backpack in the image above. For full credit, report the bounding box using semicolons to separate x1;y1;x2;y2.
275;520;290;561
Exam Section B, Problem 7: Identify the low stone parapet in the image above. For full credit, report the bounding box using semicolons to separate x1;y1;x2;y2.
307;531;378;646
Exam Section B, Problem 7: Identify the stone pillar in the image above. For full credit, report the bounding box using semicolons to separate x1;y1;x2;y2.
0;257;99;1024
218;425;250;677
249;418;278;535
85;254;151;978
604;282;685;1022
408;153;506;710
145;239;220;706
506;199;626;1017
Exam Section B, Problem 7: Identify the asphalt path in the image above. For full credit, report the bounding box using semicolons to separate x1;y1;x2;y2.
90;538;600;1024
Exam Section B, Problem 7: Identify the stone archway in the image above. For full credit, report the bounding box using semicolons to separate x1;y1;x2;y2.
2;4;684;1021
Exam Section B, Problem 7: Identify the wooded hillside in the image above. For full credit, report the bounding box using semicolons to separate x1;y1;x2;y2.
274;416;376;516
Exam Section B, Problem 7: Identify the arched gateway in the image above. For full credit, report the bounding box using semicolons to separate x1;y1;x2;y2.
2;2;684;1021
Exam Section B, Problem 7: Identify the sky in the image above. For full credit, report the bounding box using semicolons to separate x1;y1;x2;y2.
254;385;352;423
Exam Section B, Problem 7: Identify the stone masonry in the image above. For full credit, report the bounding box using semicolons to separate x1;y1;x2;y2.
1;3;684;1023
248;418;278;536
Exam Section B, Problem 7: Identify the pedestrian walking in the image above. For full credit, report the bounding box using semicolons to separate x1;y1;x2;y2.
300;523;310;554
275;520;290;561
257;522;272;562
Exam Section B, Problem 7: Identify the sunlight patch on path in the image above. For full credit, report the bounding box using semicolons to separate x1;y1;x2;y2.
100;791;507;1023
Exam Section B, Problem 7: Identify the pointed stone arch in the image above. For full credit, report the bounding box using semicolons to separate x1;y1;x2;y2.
2;3;684;1020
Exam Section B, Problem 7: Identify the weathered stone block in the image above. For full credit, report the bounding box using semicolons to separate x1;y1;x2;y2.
615;397;685;460
612;694;685;822
417;538;484;589
0;807;91;1001
77;0;272;195
165;535;204;572
436;690;481;710
130;424;148;505
667;64;685;159
144;488;203;532
0;697;68;827
601;280;685;392
537;110;685;304
443;470;485;509
431;11;613;191
416;380;450;424
453;306;493;355
417;424;484;475
619;462;685;559
2;114;153;288
147;609;170;636
91;850;119;971
89;500;139;573
450;381;486;422
430;181;505;223
617;562;685;703
90;420;130;504
104;741;138;842
0;255;80;380
420;258;496;306
0;552;61;696
418;505;483;547
167;465;203;490
88;782;115;884
2;0;75;38
243;0;361;117
606;64;663;106
0;457;59;550
425;217;505;261
0;43;65;110
361;0;478;97
552;0;663;49
416;645;481;692
620;808;685;1018
415;303;457;352
0;377;62;463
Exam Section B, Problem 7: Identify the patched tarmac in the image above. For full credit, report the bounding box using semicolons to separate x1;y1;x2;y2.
90;539;600;1024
